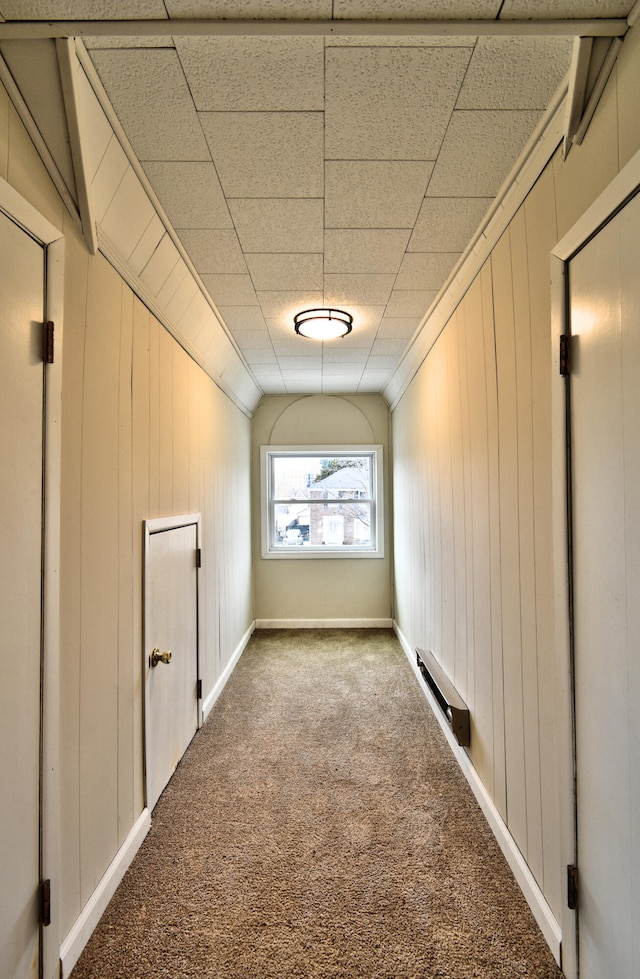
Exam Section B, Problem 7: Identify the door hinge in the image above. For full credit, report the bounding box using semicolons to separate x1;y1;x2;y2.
559;333;571;376
43;321;55;364
197;678;202;699
567;864;579;910
40;878;51;926
196;547;202;568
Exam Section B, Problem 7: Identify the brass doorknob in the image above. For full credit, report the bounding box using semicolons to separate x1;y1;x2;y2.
150;647;172;668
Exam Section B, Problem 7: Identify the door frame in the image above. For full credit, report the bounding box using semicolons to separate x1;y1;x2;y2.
550;145;640;979
143;512;202;809
0;177;64;978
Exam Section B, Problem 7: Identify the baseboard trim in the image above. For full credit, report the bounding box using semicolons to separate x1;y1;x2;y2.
202;621;255;722
255;618;393;629
60;808;151;978
393;621;562;966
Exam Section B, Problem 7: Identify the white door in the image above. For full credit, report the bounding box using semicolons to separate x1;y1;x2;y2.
568;189;640;978
0;211;45;978
145;519;200;811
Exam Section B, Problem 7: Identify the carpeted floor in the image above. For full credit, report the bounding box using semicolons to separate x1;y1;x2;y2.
70;629;563;978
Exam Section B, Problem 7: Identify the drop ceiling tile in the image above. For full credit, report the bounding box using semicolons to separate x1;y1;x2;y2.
324;230;411;274
322;377;361;393
234;329;273;349
166;0;332;16
325;46;470;160
176;37;324;111
322;347;369;363
385;290;437;318
142;162;232;229
501;0;631;15
257;291;323;321
366;355;400;369
427;110;541;197
409;197;492;252
358;370;393;389
321;361;366;374
90;49;209;161
395;252;461;290
371;338;408;356
246;253;323;292
201;112;323;197
243;349;278;366
326;36;477;48
2;0;166;14
200;273;257;305
377;317;420;339
325;161;432;229
334;0;502;15
178;229;246;274
217;306;266;331
84;37;173;49
279;356;323;370
270;336;312;356
228;199;323;253
284;379;320;393
458;37;572;111
324;274;396;306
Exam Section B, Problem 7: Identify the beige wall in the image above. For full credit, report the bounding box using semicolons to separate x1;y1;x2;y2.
392;24;640;927
0;84;253;939
252;394;392;623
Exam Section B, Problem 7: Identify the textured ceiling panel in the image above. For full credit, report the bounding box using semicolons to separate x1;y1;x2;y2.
201;111;324;197
325;46;471;160
501;0;632;16
324;230;411;274
5;1;611;398
427;109;542;197
409;197;493;253
395;252;461;291
176;37;324;111
324;161;433;229
458;36;573;110
245;253;323;291
177;229;246;274
90;49;209;160
333;0;502;17
228;199;324;253
165;0;332;17
0;0;166;16
142;162;232;229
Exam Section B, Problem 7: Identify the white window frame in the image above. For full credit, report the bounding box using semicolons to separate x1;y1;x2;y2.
260;445;384;559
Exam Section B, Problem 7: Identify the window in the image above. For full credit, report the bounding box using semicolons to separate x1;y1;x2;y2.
261;446;384;559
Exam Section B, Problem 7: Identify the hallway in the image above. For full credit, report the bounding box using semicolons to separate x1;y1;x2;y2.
69;631;561;979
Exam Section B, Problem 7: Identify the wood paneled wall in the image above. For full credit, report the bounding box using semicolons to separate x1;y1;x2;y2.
57;239;253;934
392;25;640;926
1;83;253;938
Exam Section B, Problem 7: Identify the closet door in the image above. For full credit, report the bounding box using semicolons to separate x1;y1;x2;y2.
0;210;46;979
568;189;640;979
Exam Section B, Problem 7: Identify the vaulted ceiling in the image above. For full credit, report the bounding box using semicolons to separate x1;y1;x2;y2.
0;1;636;400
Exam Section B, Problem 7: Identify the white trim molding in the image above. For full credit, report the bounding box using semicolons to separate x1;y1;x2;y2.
256;618;393;629
394;621;563;967
60;809;151;979
202;621;255;723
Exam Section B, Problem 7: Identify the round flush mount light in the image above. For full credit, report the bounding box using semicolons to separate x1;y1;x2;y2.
293;307;353;341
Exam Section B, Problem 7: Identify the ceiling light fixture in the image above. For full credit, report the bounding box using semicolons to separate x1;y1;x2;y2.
294;307;353;341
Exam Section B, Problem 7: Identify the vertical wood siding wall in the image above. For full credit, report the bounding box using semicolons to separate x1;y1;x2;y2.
57;243;253;936
0;87;253;939
392;27;640;926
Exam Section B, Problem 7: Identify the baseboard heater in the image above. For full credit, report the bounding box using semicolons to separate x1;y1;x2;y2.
416;648;471;747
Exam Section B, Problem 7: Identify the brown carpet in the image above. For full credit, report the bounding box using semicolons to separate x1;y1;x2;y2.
70;629;563;978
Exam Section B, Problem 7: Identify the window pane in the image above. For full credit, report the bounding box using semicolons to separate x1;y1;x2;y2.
272;455;371;501
273;502;372;547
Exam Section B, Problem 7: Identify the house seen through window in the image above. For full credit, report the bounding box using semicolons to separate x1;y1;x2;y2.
261;447;383;558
